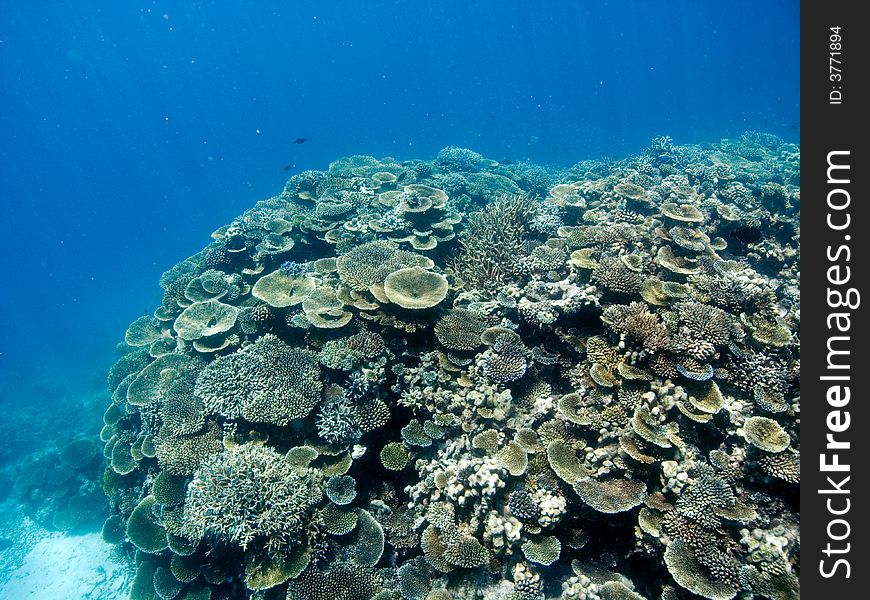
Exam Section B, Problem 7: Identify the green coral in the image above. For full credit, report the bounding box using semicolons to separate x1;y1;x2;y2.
152;566;183;600
380;442;409;471
521;535;561;566
321;503;359;535
170;552;202;584
152;471;188;506
101;514;127;545
126;495;168;554
110;440;137;475
154;422;223;476
349;508;385;567
130;560;160;600
325;475;357;506
742;416;791;453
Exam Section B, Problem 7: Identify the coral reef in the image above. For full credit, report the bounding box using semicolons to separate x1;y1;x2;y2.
100;138;799;599
8;434;106;533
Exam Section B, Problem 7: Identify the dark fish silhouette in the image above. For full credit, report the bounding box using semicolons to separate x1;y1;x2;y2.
293;138;308;144
283;164;295;171
730;225;762;244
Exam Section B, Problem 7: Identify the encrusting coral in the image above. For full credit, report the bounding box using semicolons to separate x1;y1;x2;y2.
100;135;799;600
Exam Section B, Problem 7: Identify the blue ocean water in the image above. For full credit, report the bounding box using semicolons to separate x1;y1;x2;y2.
0;1;798;388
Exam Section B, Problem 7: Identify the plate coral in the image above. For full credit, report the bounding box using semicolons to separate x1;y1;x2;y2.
101;134;799;600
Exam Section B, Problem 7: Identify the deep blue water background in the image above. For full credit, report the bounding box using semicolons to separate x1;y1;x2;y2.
0;1;798;397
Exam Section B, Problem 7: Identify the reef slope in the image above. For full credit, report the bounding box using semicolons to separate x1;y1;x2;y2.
100;135;800;600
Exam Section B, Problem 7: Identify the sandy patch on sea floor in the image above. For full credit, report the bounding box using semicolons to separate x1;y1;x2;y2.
0;530;131;600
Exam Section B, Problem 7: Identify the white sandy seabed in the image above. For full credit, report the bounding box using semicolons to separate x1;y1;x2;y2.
0;521;131;600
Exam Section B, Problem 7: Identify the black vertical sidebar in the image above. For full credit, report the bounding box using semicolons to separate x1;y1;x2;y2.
801;1;869;597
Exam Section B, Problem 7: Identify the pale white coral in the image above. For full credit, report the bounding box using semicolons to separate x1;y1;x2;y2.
661;459;690;495
483;510;522;553
512;562;543;600
407;435;507;512
532;487;566;528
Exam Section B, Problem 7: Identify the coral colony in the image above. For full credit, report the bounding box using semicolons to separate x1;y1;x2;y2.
100;135;800;600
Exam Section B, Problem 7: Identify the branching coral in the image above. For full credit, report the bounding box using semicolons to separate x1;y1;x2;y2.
453;194;541;290
183;443;322;551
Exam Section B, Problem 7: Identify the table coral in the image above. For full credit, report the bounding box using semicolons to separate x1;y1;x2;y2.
99;137;799;600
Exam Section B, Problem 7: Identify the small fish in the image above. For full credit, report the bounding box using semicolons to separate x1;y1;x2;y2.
789;124;799;130
293;138;308;145
283;163;295;171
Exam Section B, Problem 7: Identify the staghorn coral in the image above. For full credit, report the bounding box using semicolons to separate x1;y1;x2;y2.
453;194;541;290
316;386;361;445
183;443;322;551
